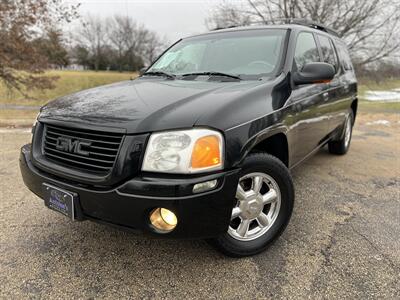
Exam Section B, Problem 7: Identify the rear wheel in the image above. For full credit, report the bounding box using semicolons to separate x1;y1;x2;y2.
328;111;354;155
209;153;294;257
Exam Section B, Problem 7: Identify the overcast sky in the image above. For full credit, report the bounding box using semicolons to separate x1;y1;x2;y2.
66;0;228;42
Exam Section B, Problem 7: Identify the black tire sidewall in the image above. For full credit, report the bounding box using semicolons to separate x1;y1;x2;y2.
344;111;354;151
329;110;354;155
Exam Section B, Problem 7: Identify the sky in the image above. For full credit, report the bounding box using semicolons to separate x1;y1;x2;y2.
66;0;228;43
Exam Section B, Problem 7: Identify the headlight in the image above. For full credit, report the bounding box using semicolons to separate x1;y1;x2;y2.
142;128;224;174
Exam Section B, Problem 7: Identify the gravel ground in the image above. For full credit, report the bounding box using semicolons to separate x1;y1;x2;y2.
0;112;399;299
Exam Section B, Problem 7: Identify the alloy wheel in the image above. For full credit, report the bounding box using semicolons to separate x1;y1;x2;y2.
228;172;281;241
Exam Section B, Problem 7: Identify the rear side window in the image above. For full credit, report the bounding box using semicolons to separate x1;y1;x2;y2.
336;43;353;71
318;35;339;71
294;32;320;71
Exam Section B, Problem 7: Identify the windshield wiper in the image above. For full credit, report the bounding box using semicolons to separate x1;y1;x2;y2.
180;71;241;80
142;71;176;79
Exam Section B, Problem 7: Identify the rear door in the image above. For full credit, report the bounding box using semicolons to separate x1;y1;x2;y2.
316;34;350;134
289;31;330;164
330;41;357;131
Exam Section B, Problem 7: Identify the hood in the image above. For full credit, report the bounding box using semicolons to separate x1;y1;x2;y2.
40;77;284;134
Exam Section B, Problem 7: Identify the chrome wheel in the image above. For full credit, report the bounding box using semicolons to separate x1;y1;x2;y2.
228;172;281;241
344;117;352;148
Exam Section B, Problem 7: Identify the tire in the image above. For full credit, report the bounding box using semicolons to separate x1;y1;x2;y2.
209;153;294;257
328;111;354;155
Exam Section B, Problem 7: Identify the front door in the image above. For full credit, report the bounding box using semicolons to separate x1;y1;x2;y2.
288;31;331;164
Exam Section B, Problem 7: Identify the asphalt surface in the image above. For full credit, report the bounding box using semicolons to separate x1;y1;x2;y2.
0;112;399;299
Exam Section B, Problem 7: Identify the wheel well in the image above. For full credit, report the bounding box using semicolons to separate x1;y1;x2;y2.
351;99;358;122
251;133;289;167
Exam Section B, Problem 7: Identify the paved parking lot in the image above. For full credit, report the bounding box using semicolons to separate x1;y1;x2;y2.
0;112;399;299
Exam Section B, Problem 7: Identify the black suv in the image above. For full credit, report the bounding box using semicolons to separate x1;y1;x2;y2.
20;21;357;257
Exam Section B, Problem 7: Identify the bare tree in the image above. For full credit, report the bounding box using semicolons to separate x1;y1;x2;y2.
102;15;165;71
107;15;135;71
77;15;108;71
0;0;78;96
141;31;167;66
122;22;148;69
207;0;400;66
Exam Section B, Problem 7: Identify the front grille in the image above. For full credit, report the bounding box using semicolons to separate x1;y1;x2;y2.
43;124;124;174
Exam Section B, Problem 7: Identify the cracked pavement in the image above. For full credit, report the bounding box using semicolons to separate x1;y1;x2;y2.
0;112;399;299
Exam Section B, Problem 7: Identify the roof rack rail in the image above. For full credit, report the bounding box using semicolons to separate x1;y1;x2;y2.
213;18;340;37
284;18;340;37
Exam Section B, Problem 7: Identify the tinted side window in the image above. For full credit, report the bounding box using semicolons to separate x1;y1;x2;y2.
336;43;353;71
294;32;320;70
318;35;339;71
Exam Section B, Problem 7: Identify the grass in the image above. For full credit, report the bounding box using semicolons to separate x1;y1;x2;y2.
358;78;400;100
357;78;400;112
0;109;38;127
359;101;400;112
0;70;137;106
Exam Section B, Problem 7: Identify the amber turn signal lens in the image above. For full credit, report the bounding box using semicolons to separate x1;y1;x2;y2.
191;135;221;169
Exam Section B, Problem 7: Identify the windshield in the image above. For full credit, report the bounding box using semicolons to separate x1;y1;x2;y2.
148;29;287;80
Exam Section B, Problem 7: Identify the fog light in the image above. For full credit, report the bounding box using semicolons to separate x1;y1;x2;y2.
149;208;177;232
193;179;218;193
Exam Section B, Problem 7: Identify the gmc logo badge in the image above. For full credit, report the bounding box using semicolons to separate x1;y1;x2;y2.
55;137;91;156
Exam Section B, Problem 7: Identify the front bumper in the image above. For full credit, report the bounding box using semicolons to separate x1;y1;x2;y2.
20;144;240;239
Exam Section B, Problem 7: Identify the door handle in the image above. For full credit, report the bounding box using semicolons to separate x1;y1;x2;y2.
322;92;329;101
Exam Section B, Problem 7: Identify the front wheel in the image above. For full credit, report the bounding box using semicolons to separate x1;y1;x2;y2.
209;153;294;257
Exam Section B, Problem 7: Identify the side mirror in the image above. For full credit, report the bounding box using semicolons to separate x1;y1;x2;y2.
139;66;148;76
293;62;335;85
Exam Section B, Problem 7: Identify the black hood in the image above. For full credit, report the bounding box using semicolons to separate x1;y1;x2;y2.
40;76;285;133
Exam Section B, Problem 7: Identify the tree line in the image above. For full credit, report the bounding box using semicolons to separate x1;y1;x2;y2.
0;0;80;95
36;15;165;72
71;15;165;72
1;0;399;97
0;0;165;95
207;0;400;77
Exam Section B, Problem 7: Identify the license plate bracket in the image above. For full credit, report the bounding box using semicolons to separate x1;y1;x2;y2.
43;183;77;220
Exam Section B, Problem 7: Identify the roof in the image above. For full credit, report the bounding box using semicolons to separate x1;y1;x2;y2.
186;19;340;40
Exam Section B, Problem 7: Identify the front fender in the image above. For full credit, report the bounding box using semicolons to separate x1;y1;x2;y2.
224;109;290;169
